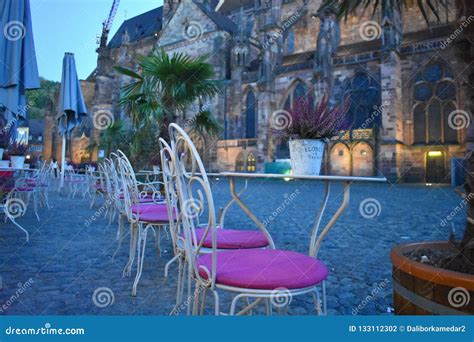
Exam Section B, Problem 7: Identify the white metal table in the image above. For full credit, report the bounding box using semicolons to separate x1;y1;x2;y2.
219;172;387;256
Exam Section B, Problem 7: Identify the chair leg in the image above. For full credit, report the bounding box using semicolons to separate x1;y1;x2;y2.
123;222;137;277
33;192;40;222
200;287;207;315
265;299;273;316
43;189;50;209
192;284;202;315
112;217;127;261
186;263;193;315
170;258;184;315
164;253;180;278
322;281;327;315
132;224;148;297
8;216;29;241
155;227;161;257
212;290;220;316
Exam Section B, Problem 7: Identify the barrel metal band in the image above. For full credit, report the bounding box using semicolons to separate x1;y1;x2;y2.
393;281;468;315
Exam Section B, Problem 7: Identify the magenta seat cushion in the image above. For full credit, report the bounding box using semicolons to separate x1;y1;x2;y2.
119;193;156;203
197;249;328;290
194;228;269;249
131;203;175;223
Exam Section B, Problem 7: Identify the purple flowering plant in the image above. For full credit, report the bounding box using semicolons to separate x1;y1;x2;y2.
275;96;351;140
6;142;28;156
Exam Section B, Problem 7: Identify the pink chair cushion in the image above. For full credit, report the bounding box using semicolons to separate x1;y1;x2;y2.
131;203;175;223
194;228;269;249
119;193;155;203
197;249;328;290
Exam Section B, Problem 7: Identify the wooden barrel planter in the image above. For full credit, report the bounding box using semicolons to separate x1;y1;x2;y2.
390;241;474;315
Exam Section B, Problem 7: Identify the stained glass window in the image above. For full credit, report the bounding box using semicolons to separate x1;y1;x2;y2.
344;72;381;129
413;62;458;144
245;91;257;138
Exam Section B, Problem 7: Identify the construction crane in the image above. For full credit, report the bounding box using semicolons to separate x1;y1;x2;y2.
97;0;120;50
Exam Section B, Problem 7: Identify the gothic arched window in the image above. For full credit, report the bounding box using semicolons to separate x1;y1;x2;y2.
413;62;458;144
283;82;308;110
245;91;257;138
344;72;381;129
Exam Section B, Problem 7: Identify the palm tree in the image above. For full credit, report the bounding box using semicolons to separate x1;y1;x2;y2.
322;0;473;271
115;50;221;141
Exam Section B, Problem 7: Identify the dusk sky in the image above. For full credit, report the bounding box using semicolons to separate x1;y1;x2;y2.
30;0;163;81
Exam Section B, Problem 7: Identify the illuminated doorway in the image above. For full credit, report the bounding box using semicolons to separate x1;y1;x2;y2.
426;151;445;183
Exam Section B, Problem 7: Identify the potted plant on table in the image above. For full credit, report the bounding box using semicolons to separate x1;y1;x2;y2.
274;96;349;176
7;142;28;169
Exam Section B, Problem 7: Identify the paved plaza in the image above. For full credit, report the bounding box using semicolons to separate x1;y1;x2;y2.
0;179;465;315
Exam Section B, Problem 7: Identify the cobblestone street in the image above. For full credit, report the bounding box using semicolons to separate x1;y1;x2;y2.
0;179;465;315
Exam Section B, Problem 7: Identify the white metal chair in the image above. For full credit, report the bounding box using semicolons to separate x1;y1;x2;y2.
160;136;276;315
115;150;171;296
169;123;331;315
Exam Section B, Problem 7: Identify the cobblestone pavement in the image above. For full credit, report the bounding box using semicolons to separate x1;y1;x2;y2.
0;179;465;315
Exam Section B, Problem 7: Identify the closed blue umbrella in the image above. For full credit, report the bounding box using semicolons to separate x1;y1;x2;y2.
0;0;40;139
57;52;87;187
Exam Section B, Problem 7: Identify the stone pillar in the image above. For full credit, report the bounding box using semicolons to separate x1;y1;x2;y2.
379;50;404;180
257;90;275;169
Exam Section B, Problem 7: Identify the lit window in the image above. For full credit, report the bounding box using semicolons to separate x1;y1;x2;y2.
246;153;256;172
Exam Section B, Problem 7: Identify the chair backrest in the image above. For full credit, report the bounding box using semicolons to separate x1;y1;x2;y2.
115;150;140;221
159;137;181;254
168;123;218;287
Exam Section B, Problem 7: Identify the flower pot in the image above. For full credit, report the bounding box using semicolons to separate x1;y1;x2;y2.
289;139;325;176
0;148;4;160
390;241;474;315
0;160;9;168
10;156;25;169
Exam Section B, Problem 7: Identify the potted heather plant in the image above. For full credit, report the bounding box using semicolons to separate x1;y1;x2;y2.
7;142;28;169
276;96;349;175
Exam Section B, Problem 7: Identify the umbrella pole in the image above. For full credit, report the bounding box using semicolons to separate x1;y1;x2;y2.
60;134;66;188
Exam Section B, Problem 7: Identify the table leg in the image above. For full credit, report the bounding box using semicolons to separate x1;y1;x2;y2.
228;177;275;249
309;180;331;256
218;179;248;228
311;181;351;258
